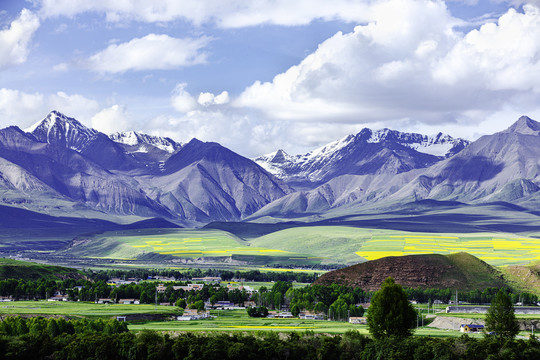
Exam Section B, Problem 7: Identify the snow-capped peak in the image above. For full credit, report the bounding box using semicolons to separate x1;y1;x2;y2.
254;127;470;184
26;111;98;151
110;131;181;153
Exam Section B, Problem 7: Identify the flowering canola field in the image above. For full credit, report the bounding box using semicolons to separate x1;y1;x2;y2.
356;233;540;265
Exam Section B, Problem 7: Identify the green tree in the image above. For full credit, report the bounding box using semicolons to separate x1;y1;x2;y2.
485;290;519;340
367;277;417;339
175;298;187;309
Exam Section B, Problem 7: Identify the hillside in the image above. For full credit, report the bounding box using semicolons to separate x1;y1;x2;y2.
0;258;84;280
314;252;506;291
501;261;540;296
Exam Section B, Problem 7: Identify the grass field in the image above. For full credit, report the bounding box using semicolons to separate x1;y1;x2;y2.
67;229;319;266
251;226;540;266
0;301;179;318
64;226;540;267
127;310;488;338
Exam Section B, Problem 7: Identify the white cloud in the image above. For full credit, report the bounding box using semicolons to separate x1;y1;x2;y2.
38;0;372;27
235;1;540;132
0;88;44;127
0;89;102;129
85;34;210;73
48;92;100;124
197;91;230;106
170;83;198;113
91;104;130;134
0;9;40;69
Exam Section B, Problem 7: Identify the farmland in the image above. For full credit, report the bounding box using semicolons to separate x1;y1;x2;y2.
0;301;179;318
59;225;540;269
63;228;321;267
0;303;489;338
251;226;540;266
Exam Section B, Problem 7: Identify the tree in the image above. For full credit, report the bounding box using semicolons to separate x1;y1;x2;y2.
367;277;417;339
485;290;519;340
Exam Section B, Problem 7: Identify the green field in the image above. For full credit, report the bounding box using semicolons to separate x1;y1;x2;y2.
0;258;82;280
63;226;540;267
251;226;540;266
0;301;179;318
66;229;320;266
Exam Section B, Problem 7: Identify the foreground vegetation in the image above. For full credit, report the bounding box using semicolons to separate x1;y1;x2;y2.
1;320;539;360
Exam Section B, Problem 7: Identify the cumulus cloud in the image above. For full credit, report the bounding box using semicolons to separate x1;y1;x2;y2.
91;105;130;133
170;83;198;113
85;34;210;73
197;91;230;106
235;0;540;133
48;92;100;121
38;0;371;27
0;89;102;129
0;88;44;127
0;9;40;69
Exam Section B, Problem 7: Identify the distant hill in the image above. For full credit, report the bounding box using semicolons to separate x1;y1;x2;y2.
314;252;507;291
501;261;540;296
0;258;83;280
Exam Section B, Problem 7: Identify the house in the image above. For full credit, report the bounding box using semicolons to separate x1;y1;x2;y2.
48;295;68;302
118;299;140;305
460;324;485;333
349;317;367;324
177;309;211;321
156;284;167;293
173;284;204;291
267;311;294;318
191;277;221;283
96;298;113;304
0;296;13;302
299;311;325;320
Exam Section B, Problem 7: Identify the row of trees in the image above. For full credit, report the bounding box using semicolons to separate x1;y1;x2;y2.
0;317;128;338
89;268;320;283
404;286;538;305
0;327;539;359
247;282;366;319
368;277;522;343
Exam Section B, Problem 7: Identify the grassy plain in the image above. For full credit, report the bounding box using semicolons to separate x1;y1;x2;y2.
251;226;540;266
67;229;319;266
0;301;179;319
63;226;540;268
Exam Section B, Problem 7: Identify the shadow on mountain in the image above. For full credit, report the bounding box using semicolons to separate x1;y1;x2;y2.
440;156;504;182
0;205;180;251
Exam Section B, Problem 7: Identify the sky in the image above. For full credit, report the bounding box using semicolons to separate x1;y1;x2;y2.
1;0;540;157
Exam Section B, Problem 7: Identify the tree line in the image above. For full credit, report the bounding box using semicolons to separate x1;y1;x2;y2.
1;326;539;359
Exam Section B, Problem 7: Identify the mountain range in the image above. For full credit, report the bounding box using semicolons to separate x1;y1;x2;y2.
1;110;539;226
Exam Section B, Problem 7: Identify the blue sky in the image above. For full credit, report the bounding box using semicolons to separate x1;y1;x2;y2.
1;0;540;157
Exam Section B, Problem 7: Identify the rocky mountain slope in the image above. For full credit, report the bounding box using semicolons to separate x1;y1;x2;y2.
2;111;540;225
255;128;469;188
250;116;540;219
314;252;506;291
2;111;290;223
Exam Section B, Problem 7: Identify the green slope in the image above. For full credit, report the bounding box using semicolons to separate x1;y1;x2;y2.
0;258;83;280
314;252;507;291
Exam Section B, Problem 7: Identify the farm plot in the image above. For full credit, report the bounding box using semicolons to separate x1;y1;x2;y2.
251;226;540;266
357;234;540;265
0;301;178;318
69;229;317;266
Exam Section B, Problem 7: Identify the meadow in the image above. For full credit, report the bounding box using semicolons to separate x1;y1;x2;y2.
66;226;540;267
69;229;319;266
251;226;540;266
0;301;178;318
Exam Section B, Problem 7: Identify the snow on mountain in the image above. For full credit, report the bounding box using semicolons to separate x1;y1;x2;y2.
251;116;540;220
254;128;470;187
366;129;469;157
110;131;182;153
26;110;98;152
